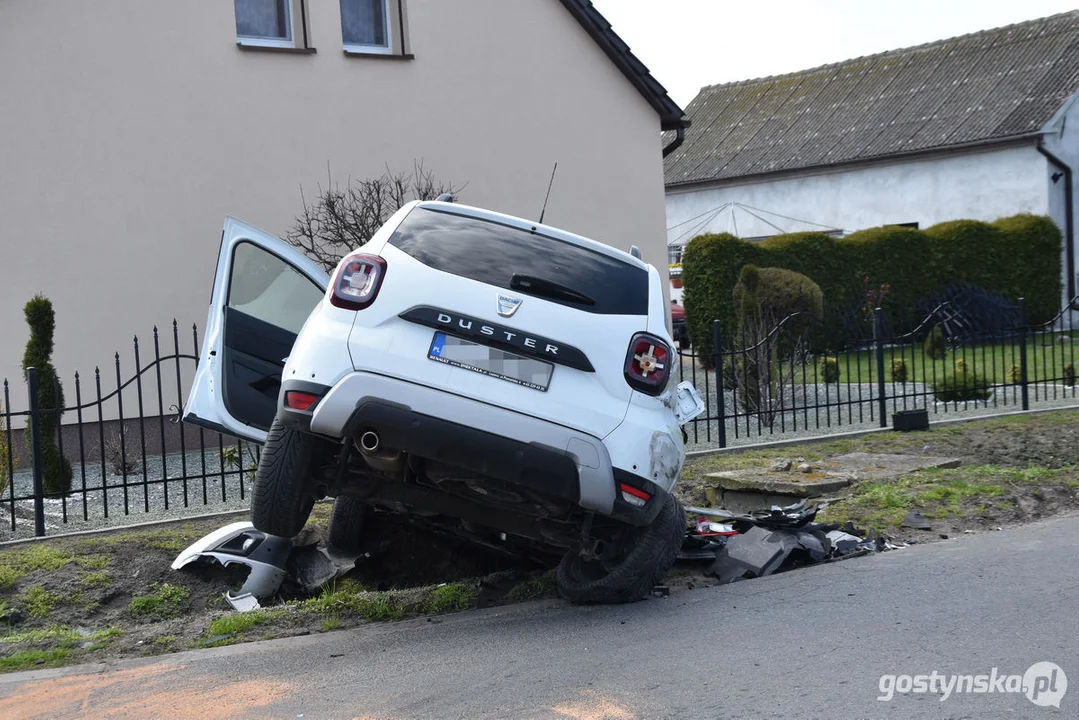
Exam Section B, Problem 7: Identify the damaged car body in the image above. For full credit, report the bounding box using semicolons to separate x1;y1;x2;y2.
183;201;705;604
172;521;362;611
171;522;293;610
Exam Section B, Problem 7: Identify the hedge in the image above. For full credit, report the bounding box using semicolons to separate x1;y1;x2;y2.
681;214;1062;354
731;266;823;348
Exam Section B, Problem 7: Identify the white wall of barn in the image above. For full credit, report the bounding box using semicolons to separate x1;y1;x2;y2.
666;144;1049;245
1040;92;1079;311
664;143;1078;316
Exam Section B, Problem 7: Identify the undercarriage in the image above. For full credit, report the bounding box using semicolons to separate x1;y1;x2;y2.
307;436;591;550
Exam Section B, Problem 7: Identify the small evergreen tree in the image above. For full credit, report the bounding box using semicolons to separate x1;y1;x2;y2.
891;358;909;383
819;356;841;383
924;325;946;360
1008;364;1023;384
22;295;72;495
0;402;8;496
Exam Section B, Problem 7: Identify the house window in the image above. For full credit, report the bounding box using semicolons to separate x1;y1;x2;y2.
340;0;392;54
235;0;293;48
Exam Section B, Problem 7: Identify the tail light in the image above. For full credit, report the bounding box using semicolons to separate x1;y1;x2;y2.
624;332;671;395
284;391;319;411
329;253;386;310
619;482;651;508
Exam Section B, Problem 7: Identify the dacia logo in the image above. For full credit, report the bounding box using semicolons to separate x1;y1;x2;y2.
496;294;523;318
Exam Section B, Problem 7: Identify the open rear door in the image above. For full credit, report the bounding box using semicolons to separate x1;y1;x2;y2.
184;218;329;444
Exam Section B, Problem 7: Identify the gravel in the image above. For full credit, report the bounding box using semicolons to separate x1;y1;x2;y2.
1;449;253;541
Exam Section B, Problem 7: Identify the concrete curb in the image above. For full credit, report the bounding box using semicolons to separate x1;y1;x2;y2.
686;403;1079;459
0;508;249;548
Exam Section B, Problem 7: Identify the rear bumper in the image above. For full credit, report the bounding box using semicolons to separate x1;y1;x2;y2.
298;372;627;514
346;399;582;505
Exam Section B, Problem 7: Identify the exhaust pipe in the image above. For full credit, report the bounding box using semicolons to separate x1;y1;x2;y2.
355;430;404;475
359;430;380;454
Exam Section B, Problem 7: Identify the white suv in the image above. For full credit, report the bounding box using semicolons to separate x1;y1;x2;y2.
185;200;704;603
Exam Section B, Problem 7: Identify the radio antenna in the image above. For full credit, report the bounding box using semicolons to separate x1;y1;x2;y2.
539;162;558;224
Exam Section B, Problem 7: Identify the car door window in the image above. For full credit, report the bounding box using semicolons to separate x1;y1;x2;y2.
228;242;324;333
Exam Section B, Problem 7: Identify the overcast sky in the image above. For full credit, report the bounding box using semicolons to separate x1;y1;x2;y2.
590;0;1079;107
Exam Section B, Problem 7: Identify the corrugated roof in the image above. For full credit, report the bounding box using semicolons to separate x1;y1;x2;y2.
664;11;1079;187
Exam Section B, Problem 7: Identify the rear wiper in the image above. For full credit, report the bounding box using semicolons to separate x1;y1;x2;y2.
510;274;596;306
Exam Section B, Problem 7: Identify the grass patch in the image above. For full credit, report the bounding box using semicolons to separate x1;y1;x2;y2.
0;567;19;592
426;584;478;612
0;545;110;591
307;501;333;526
0;648;72;671
1;625;81;649
818;463;1070;531
822;341;1076;386
78;570;112;588
206;610;284;637
153;635;176;647
85;627;122;650
0;546;73;590
20;585;60;618
297;579;478;622
321;616;341;632
505;572;558;603
129;583;190;620
74;554;110;571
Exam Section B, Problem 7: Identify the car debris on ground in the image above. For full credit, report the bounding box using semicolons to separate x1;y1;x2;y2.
681;501;905;584
172;522;361;611
178;499;905;612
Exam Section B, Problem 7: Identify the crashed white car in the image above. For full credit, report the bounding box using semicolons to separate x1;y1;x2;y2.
185;200;704;603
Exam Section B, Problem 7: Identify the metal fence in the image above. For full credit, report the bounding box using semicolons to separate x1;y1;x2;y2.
3;295;1077;537
2;322;259;539
678;295;1079;450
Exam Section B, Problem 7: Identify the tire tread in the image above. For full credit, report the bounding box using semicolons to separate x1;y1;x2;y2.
251;418;315;537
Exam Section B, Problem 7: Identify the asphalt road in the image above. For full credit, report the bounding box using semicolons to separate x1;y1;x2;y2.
2;516;1077;719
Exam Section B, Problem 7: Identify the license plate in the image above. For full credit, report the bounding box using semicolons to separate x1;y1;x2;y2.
428;332;553;391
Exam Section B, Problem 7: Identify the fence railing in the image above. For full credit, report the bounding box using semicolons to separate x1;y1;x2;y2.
2;322;258;539
678;296;1078;450
2;296;1076;537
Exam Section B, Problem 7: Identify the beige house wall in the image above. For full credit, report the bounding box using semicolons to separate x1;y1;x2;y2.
0;0;669;408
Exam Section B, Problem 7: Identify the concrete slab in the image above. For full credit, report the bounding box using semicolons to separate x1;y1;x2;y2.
702;452;962;512
830;452;962;476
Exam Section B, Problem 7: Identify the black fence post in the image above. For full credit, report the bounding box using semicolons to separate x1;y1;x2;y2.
26;367;46;537
1018;297;1029;411
713;319;727;449
874;307;887;428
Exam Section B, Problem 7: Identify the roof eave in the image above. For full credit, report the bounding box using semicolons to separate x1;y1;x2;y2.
665;132;1045;190
558;0;688;131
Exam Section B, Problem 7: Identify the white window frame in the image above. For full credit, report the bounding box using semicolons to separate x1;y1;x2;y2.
236;0;296;49
341;0;393;55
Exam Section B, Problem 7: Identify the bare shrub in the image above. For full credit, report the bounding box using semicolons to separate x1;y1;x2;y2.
286;162;464;272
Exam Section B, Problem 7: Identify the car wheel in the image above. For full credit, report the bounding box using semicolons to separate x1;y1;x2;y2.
556;494;685;604
328;495;369;554
251;417;316;538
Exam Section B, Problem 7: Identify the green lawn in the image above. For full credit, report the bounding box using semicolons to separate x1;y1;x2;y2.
811;336;1077;386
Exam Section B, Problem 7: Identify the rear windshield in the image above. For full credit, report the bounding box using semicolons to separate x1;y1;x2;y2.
388;208;649;315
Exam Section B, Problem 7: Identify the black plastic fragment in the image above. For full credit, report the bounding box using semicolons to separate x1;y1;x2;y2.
900;510;933;530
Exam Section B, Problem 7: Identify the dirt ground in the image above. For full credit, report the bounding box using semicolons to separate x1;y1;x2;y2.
0;408;1076;673
679;409;1079;543
0;509;556;673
